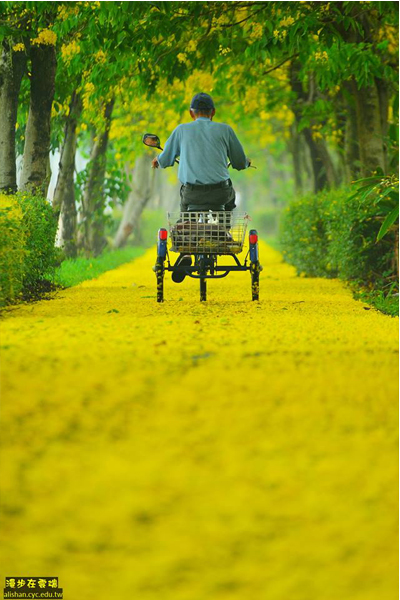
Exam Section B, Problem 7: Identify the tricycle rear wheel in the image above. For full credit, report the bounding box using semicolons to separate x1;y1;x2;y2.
251;265;259;301
155;258;164;302
200;277;207;301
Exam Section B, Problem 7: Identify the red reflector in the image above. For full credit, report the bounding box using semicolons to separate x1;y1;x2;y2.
249;233;258;244
159;229;168;240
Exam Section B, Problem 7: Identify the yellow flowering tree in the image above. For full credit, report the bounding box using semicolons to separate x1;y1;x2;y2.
1;1;398;254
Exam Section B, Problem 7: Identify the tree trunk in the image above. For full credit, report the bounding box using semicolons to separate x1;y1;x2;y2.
376;77;389;173
343;90;360;183
315;137;338;188
114;154;155;248
81;98;114;256
60;182;78;258
53;91;82;257
289;62;337;193
0;42;26;193
353;80;385;176
301;128;328;192
20;44;57;195
288;123;303;194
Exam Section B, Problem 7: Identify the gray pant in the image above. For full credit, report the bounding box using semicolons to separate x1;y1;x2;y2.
180;180;236;212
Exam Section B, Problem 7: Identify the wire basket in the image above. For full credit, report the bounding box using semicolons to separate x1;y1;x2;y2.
168;211;249;254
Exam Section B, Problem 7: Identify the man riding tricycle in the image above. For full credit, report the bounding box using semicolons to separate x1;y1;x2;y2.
143;92;262;302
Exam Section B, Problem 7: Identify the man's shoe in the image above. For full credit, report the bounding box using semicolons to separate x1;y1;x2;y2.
172;255;192;283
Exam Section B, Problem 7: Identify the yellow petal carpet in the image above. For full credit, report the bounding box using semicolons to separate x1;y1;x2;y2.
0;242;398;600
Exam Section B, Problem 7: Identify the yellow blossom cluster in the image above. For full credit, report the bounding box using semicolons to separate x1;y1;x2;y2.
273;29;287;41
82;81;95;111
12;43;24;52
218;44;231;56
377;23;399;55
95;49;107;64
315;50;329;62
31;28;57;47
165;34;175;48
280;16;295;27
187;39;197;53
0;243;398;599
57;3;80;18
61;40;81;65
311;123;323;140
270;66;289;83
210;13;230;31
320;2;331;12
249;22;264;40
177;52;188;64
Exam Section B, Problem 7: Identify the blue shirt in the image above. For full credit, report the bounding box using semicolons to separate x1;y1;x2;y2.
157;118;249;185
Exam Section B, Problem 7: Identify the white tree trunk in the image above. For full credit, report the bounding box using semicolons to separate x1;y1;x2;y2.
53;91;82;257
114;154;155;248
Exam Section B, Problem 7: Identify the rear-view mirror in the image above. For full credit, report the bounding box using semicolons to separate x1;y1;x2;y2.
142;133;162;150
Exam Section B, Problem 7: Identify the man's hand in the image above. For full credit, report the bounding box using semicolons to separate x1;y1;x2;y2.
152;157;159;169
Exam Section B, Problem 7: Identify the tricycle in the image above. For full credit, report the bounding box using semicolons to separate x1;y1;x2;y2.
143;133;262;302
154;210;262;302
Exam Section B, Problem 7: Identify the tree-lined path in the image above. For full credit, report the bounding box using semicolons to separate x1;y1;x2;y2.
1;244;398;600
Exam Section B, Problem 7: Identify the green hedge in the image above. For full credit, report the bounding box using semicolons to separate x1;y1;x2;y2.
0;195;26;304
0;192;58;306
280;187;397;285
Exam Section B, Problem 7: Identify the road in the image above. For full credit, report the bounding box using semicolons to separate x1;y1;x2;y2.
1;243;398;600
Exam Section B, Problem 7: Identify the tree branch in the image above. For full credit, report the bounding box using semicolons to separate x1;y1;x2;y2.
262;54;299;76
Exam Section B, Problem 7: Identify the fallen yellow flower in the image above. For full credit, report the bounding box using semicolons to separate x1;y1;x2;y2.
0;242;398;599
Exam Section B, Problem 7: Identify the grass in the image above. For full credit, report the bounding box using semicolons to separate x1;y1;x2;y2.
53;246;145;288
353;284;399;317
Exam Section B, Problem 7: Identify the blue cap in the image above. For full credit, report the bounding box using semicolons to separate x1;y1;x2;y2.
190;92;215;110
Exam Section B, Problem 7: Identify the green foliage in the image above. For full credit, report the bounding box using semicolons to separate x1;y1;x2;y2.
17;191;59;288
53;247;144;288
378;205;399;241
350;173;399;241
280;187;398;287
0;192;58;306
280;191;334;277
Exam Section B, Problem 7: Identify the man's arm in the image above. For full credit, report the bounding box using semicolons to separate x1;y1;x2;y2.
227;126;249;170
155;126;181;168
